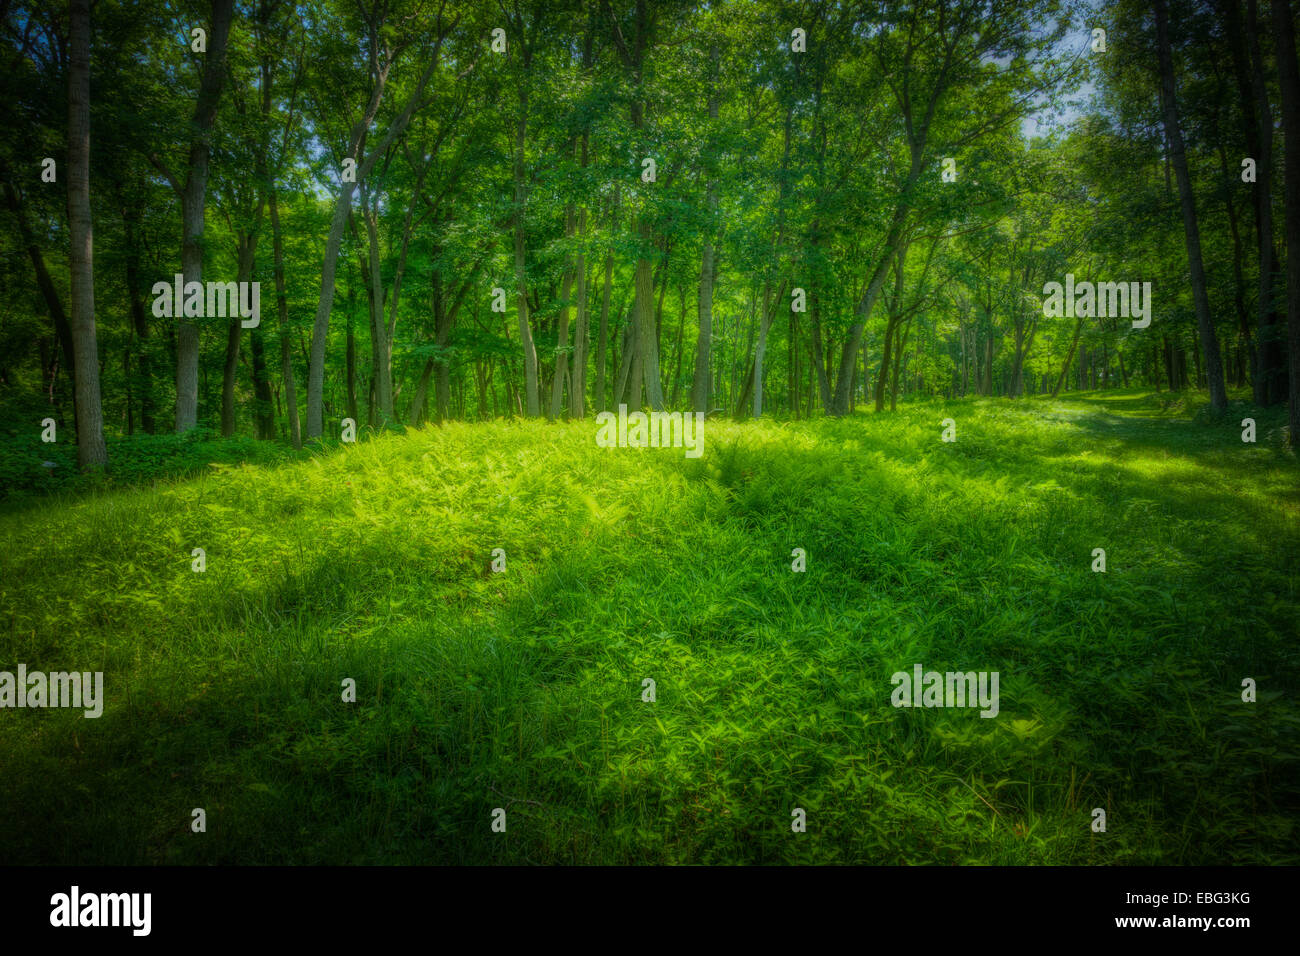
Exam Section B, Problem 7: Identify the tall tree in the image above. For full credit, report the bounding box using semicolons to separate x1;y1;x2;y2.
66;0;104;468
1271;0;1300;440
608;0;666;411
691;44;720;415
304;4;453;438
1153;0;1227;410
148;0;235;432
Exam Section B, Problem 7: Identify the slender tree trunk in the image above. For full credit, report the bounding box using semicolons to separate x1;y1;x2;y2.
876;244;908;411
307;186;356;437
269;190;300;448
752;284;771;418
692;48;720;414
1154;0;1227;410
670;283;686;406
829;162;921;414
1214;143;1255;389
808;282;833;413
221;234;256;437
221;321;241;436
67;0;105;468
249;320;273;438
305;42;443;437
752;108;794;419
411;358;434;426
121;201;154;433
344;272;358;423
551;202;576;419
359;184;393;425
434;268;477;424
170;0;234;432
2;175;77;432
514;98;540;416
1053;316;1085;398
1272;0;1300;440
569;161;590;418
1246;0;1287;404
891;318;912;411
595;249;613;413
625;305;642;408
634;225;661;409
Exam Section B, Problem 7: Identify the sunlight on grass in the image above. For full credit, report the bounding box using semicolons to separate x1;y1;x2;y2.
1;391;1297;864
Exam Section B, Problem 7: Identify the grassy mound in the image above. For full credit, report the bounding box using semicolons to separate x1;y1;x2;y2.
1;390;1296;864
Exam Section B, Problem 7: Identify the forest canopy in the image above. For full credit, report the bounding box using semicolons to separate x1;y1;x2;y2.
2;0;1298;470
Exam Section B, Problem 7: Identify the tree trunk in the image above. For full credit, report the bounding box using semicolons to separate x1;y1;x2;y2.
269;190;301;448
808;282;833;413
221;233;257;437
67;0;105;468
3;172;78;437
345;276;359;423
751;283;773;418
595;248;613;413
1053;316;1085;398
1246;0;1287;404
551;203;576;419
670;283;686;406
359;184;394;425
569;195;589;418
634;226;662;409
1271;0;1300;440
514;99;541;416
305;43;443;438
1154;0;1228;410
875;244;908;412
250;317;274;438
829;166;921;414
692;48;721;414
121;200;154;433
221;315;241;436
172;0;235;432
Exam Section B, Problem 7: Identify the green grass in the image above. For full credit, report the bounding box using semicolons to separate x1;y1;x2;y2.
1;388;1297;864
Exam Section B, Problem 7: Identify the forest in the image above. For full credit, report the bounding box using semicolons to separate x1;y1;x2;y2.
1;0;1297;867
2;0;1298;454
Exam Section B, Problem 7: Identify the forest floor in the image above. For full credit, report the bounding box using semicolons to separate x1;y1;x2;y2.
1;388;1297;864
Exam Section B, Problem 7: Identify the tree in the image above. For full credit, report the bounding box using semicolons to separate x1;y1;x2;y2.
1153;0;1227;411
304;2;455;439
148;0;235;432
66;0;105;469
1270;0;1300;440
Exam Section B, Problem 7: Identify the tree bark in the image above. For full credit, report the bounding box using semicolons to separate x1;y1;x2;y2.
1243;0;1288;404
513;80;541;416
570;221;589;418
692;45;721;415
167;0;234;432
595;249;613;413
551;202;576;419
1271;0;1300;440
359;181;396;425
1154;0;1228;410
67;0;105;468
269;190;301;448
121;199;155;433
1053;316;1085;399
305;35;444;437
220;233;257;437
